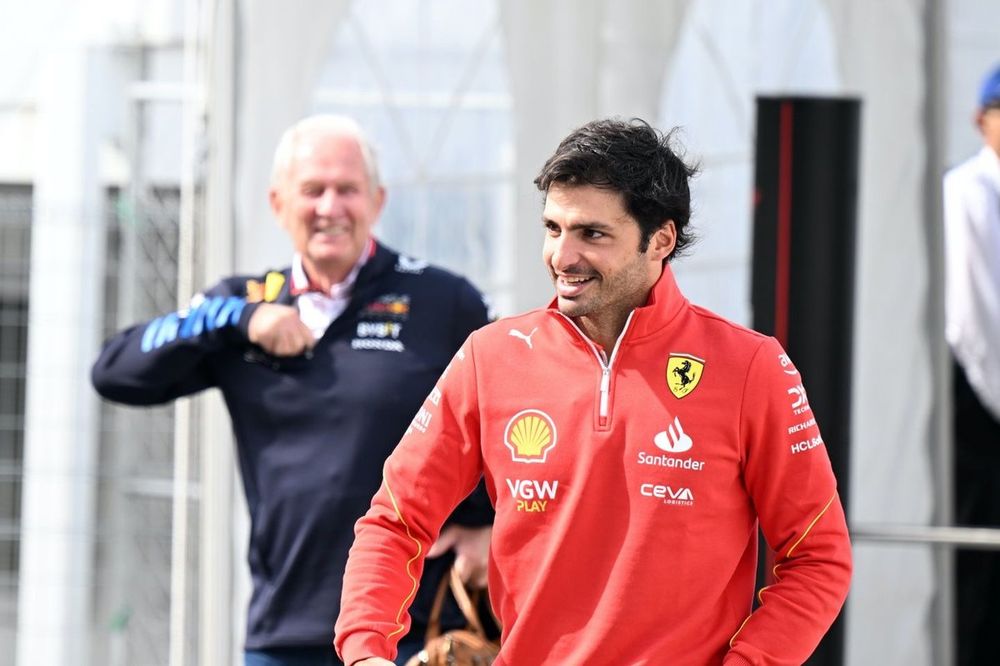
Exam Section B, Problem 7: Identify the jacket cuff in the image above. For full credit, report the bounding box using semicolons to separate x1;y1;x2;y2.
235;300;262;341
722;651;753;666
337;632;395;666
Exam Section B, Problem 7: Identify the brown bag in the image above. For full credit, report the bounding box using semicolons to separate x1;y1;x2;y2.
404;566;500;666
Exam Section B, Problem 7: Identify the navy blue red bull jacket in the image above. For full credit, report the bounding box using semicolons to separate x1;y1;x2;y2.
91;240;494;649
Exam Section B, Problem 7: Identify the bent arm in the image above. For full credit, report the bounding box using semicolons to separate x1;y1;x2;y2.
336;336;486;664
726;339;852;665
92;285;257;405
438;278;495;531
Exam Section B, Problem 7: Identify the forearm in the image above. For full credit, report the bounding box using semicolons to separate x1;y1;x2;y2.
336;463;476;663
92;295;253;404
734;338;853;663
727;494;852;664
337;336;485;663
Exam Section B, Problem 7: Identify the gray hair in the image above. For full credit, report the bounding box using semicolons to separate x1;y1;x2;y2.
270;114;382;192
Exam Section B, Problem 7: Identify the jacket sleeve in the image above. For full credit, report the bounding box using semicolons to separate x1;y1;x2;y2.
442;277;494;527
336;335;485;664
91;281;260;405
725;337;852;666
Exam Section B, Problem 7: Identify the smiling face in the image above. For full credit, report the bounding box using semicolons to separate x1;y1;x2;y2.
269;129;385;284
542;183;675;347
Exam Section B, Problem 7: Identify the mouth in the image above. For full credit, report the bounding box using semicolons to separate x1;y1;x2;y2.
555;274;596;298
312;226;350;241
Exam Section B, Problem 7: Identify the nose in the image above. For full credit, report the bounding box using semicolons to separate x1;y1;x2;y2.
315;188;341;218
546;233;580;273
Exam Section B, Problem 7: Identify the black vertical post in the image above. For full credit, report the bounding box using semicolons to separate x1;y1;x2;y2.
751;96;861;666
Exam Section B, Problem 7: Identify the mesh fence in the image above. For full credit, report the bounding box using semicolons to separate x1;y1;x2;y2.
0;185;31;666
93;187;198;666
0;186;198;666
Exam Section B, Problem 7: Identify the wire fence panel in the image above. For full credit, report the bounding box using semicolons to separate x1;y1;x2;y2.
0;186;31;666
93;188;199;666
0;185;198;666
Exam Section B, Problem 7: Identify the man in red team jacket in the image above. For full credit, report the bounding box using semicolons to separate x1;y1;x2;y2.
335;118;852;665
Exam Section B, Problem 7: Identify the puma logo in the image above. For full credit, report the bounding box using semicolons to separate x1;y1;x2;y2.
508;327;538;350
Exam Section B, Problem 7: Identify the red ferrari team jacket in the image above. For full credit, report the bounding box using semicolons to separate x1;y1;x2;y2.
336;266;852;665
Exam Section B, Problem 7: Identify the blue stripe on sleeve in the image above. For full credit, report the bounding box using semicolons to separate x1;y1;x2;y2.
141;318;162;353
153;313;181;348
179;301;207;339
203;297;225;331
215;297;246;328
141;295;246;352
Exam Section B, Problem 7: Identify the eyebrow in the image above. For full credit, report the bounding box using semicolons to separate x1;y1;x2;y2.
298;176;361;189
542;217;616;231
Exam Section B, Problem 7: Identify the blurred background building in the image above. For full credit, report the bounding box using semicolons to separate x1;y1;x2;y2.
0;0;997;664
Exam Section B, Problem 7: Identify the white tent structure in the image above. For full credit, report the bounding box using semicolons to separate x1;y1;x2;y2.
3;1;999;664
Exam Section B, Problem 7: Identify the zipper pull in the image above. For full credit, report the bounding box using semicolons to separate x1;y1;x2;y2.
600;367;611;419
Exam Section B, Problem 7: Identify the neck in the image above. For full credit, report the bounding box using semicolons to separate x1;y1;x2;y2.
573;314;629;354
573;264;663;352
301;256;353;292
574;288;649;353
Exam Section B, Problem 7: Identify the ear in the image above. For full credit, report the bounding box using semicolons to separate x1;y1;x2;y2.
269;185;285;227
372;185;387;219
648;220;677;261
975;110;985;133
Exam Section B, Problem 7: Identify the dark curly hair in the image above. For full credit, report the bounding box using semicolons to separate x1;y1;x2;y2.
534;118;698;258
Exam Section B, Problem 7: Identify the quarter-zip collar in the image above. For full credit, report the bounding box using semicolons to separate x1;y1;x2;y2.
543;264;688;429
553;309;636;426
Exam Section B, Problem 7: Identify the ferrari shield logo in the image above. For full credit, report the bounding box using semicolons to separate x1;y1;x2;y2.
666;353;705;399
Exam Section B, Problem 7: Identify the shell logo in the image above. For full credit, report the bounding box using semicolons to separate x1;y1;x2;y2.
504;409;557;463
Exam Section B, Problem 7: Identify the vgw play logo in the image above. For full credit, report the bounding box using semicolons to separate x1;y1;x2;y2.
506;478;559;513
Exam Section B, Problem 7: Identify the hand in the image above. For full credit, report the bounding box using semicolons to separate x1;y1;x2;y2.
428;525;492;588
247;303;315;357
352;659;394;666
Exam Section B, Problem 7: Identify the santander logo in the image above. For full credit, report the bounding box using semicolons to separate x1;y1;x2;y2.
653;416;693;453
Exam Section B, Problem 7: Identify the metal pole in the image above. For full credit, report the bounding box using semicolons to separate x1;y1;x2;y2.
169;0;204;664
923;1;953;664
852;524;1000;550
201;0;239;663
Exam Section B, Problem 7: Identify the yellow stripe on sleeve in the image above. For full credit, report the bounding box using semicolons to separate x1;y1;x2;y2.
729;492;838;647
785;493;836;558
383;476;423;640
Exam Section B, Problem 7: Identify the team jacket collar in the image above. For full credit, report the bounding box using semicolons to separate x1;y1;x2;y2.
256;240;395;308
631;264;689;338
354;239;397;286
289;240;374;297
544;263;688;340
325;240;399;323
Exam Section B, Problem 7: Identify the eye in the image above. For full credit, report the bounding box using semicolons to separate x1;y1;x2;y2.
543;220;560;236
338;184;359;196
582;228;606;240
